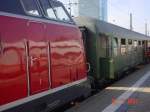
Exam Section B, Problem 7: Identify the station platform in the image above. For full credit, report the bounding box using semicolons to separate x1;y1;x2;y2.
65;64;150;112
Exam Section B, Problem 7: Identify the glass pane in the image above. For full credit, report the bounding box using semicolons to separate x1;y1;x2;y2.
21;0;40;16
52;2;71;22
121;39;126;45
113;38;118;56
100;36;107;49
121;39;126;54
138;41;141;45
113;38;118;48
121;47;126;55
39;0;56;19
128;39;132;45
134;40;138;47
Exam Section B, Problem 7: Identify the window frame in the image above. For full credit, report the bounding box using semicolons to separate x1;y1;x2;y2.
133;40;138;47
120;38;127;55
50;0;74;23
138;40;142;46
113;37;119;48
128;39;132;45
121;38;126;45
20;0;42;17
113;37;119;56
38;0;57;20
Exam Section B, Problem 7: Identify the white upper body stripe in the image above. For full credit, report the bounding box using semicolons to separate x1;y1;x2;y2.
0;11;77;28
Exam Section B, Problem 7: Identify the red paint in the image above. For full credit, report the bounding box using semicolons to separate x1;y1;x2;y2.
0;14;87;105
0;44;28;105
28;41;49;95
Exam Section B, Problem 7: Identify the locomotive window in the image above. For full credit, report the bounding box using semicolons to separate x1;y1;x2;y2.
51;2;71;22
128;39;132;45
21;0;40;16
39;0;57;19
121;39;126;45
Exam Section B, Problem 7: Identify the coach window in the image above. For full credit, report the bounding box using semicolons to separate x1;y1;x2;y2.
142;40;145;46
113;38;118;56
39;0;57;19
134;40;138;47
121;39;126;55
51;2;71;22
138;41;142;47
21;0;41;16
99;34;108;57
133;40;138;51
148;41;150;47
128;39;132;45
128;39;132;52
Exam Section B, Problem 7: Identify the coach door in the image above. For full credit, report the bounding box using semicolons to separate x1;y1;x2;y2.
21;0;50;94
99;34;109;57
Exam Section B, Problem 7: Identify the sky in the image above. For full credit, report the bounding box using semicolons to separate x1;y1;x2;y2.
59;0;150;34
108;0;150;34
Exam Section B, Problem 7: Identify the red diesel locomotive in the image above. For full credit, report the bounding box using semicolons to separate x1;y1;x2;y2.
0;0;90;112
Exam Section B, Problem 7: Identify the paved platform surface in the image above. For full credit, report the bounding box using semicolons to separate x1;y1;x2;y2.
65;64;150;112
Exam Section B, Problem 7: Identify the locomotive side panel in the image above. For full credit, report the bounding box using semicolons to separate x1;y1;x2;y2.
0;0;88;111
45;24;87;88
0;16;28;105
26;21;50;95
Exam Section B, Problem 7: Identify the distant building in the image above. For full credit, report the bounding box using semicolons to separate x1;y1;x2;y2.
99;0;108;21
78;0;108;21
60;0;108;21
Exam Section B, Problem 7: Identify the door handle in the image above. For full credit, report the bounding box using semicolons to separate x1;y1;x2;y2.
30;56;38;61
86;62;91;72
30;56;39;66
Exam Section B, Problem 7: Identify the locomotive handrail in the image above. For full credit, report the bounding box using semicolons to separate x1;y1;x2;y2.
86;62;91;73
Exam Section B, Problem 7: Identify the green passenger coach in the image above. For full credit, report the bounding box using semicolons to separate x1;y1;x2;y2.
74;17;150;88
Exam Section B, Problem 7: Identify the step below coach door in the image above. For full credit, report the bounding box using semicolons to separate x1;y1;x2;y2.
27;21;50;95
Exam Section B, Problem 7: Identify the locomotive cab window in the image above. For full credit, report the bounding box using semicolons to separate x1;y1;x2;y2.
21;0;41;16
39;0;57;19
51;2;71;22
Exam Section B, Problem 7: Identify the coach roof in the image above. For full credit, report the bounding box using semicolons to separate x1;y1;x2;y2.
74;16;150;40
